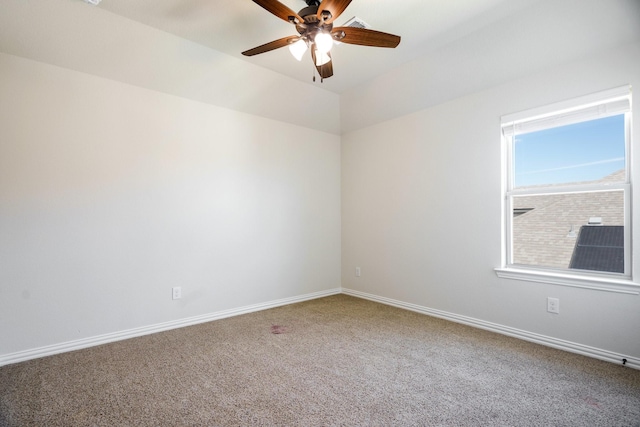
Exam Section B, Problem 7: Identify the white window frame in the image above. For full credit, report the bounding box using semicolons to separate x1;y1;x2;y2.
495;86;639;295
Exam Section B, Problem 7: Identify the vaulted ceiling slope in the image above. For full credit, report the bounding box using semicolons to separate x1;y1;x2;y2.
96;0;541;94
339;0;640;132
0;0;341;134
1;0;639;134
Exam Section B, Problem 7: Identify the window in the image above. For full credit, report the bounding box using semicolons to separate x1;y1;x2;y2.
498;86;633;287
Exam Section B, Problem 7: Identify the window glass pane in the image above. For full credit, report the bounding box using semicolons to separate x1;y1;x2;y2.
513;115;625;188
512;190;624;273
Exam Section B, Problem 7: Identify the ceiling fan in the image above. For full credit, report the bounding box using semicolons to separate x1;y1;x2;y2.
242;0;401;81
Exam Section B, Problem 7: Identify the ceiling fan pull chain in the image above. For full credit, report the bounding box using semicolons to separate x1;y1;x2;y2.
312;58;316;82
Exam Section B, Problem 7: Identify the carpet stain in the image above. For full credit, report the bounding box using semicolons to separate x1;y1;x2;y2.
584;396;601;409
270;325;287;334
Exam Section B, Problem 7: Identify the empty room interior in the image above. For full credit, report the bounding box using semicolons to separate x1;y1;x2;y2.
1;0;640;425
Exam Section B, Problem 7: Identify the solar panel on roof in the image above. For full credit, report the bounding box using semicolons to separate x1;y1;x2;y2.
569;226;624;273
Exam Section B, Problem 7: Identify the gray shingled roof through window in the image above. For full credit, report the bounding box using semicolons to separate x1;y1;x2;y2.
512;169;624;271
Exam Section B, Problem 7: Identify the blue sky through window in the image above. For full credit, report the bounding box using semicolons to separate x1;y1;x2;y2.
514;114;625;188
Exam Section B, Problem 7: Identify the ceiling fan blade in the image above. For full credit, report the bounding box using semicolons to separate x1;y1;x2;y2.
332;27;401;48
252;0;303;24
316;0;353;25
242;35;300;56
311;50;334;79
319;58;334;79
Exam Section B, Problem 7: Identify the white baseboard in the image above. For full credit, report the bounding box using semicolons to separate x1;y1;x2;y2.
4;287;637;371
342;288;640;370
0;288;341;367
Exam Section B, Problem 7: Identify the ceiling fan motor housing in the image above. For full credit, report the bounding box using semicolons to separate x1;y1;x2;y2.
295;6;334;43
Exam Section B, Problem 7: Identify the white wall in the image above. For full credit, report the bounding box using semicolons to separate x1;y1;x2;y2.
2;0;639;367
0;53;341;357
341;41;640;360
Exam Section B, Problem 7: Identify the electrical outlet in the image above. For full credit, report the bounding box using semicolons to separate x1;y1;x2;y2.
172;287;182;300
547;297;559;314
355;267;361;277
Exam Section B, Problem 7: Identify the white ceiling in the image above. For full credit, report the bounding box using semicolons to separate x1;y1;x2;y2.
1;0;638;133
94;0;541;94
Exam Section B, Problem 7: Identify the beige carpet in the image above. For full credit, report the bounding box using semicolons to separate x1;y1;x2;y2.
1;294;639;426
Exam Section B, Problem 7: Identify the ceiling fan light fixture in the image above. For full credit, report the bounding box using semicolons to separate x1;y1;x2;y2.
314;49;331;66
314;32;333;54
243;0;401;81
288;39;307;61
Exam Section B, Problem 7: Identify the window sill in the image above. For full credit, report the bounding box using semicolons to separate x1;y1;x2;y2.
494;267;640;295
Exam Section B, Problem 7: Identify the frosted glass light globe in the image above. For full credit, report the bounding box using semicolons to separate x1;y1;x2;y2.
315;50;331;66
288;39;307;61
314;32;333;54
